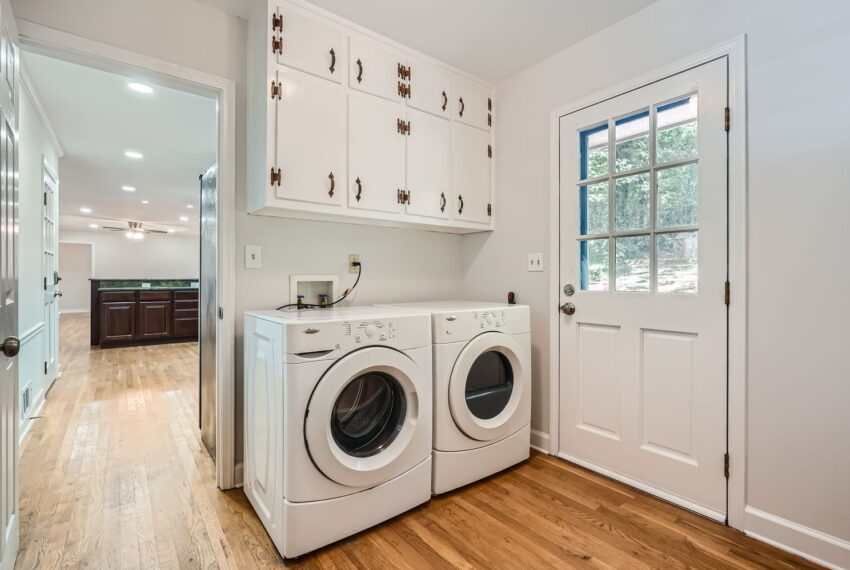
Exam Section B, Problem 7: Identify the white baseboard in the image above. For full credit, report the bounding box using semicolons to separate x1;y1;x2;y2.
530;429;550;453
745;506;850;569
59;309;90;315
233;462;244;488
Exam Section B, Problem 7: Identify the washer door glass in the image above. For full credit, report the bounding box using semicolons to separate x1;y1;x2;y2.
331;372;407;457
465;351;513;420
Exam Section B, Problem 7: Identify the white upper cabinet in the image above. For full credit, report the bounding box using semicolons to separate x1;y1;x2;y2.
349;37;406;102
274;69;346;206
349;92;406;214
273;4;344;83
406;108;451;220
453;122;492;225
407;56;451;119
453;75;491;131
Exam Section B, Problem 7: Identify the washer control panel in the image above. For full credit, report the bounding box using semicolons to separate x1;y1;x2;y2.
344;319;397;345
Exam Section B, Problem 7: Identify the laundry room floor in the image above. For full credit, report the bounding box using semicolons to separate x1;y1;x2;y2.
16;313;820;569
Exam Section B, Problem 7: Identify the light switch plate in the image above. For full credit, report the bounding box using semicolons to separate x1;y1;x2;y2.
528;252;544;272
245;245;262;269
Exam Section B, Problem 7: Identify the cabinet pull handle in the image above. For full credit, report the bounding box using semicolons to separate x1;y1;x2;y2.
329;48;336;73
355;177;362;201
441;90;447;111
458;194;464;215
356;58;363;83
440;192;446;212
328;172;335;198
459;96;464;117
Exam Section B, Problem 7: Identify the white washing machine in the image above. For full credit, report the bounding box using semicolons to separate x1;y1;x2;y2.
376;301;531;494
243;307;433;558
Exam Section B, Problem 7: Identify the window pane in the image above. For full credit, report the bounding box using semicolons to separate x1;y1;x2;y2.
580;239;609;291
615;173;650;232
656;163;698;228
580;181;608;235
615;235;650;292
656;95;698;163
580;124;608;179
615;111;649;172
657;232;698;293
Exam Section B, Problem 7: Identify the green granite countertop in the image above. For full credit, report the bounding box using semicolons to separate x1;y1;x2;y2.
94;279;199;292
98;286;200;291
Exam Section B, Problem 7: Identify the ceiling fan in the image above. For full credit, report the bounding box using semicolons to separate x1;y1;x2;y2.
102;221;167;240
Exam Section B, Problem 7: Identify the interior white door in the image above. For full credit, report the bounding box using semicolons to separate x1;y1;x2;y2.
349;37;404;102
348;92;405;214
406;108;450;220
452;75;491;131
274;4;343;83
407;56;450;118
199;164;217;461
452;122;491;225
42;167;58;384
275;68;345;206
558;58;728;520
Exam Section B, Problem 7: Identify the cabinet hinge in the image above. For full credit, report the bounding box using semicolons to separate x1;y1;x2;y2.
396;119;411;135
396;81;410;99
270;80;282;100
396;189;411;205
488;113;492;127
723;453;730;478
724;106;730;132
487;144;492;158
397;63;411;80
487;203;492;217
271;12;283;32
724;281;730;306
270;167;282;187
488;97;492;111
271;36;283;56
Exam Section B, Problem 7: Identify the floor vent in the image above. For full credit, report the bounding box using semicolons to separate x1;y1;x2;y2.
21;386;31;419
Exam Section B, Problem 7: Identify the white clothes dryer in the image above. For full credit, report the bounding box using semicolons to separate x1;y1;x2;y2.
377;301;531;494
243;307;433;558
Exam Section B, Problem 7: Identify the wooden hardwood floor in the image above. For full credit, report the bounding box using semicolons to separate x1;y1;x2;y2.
16;313;819;569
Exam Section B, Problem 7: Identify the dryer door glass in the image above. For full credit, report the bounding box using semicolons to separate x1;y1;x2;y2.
331;372;407;457
465;351;514;420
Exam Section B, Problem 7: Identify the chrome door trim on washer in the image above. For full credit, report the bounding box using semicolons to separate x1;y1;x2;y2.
304;346;427;488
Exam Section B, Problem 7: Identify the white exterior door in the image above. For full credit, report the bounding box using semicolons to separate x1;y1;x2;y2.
348;92;405;214
557;58;728;520
452;123;491;225
42;167;59;383
406;108;450;220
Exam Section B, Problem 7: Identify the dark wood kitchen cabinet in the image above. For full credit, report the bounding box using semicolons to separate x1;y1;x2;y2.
100;302;137;343
93;286;198;347
138;297;173;339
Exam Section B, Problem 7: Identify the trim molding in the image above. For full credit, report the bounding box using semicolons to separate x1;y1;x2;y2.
20;322;44;345
530;429;549;453
59;309;90;315
234;462;244;489
19;64;64;157
745;507;850;570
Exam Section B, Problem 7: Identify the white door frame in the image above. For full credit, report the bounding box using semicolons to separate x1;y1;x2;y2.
547;36;747;529
17;21;238;490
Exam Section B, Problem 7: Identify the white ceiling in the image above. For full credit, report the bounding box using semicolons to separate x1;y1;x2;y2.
22;52;217;236
197;0;658;81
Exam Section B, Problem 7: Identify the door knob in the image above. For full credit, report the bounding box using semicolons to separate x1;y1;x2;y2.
1;337;19;357
559;302;576;316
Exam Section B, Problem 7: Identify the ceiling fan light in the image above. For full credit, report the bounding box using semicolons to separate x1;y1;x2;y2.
125;231;134;239
133;232;145;240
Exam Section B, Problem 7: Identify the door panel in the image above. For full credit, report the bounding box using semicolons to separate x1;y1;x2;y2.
100;303;136;343
349;37;404;102
452;123;490;224
275;69;345;206
452;75;490;131
274;4;343;83
138;302;172;339
348;92;405;214
406;108;450;220
199;164;217;460
558;58;728;518
407;56;450;118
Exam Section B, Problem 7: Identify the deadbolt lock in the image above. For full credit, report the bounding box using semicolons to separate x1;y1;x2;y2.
563;284;575;296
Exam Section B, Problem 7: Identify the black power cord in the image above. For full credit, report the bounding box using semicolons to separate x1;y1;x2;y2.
276;261;362;311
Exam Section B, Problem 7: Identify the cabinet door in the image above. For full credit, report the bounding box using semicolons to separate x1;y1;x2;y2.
452;123;492;225
349;37;405;102
407;57;450;118
406;109;451;220
276;69;345;206
349;92;405;214
101;303;136;343
453;75;491;131
274;4;343;83
139;301;173;339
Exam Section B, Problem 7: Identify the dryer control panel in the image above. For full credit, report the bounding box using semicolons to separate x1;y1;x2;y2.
431;306;530;344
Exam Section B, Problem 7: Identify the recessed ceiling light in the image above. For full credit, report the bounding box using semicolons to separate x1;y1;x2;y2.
186;204;193;208
141;200;149;204
179;216;189;222
121;185;136;192
80;207;92;214
89;223;99;229
128;82;154;94
124;150;144;159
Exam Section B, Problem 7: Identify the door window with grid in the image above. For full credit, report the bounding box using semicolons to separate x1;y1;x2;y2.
578;95;699;293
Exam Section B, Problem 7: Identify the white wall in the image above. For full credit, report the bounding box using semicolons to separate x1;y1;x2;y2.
463;0;850;566
57;242;92;312
59;229;199;279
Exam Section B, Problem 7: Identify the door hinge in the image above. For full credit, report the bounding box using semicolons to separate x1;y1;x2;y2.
723;453;730;478
396;119;411;135
487;203;492;217
271;36;283;55
487;144;492;158
397;63;411;80
43;277;47;290
724;106;730;132
44;361;48;374
724;281;730;305
43;192;47;206
396;81;410;99
270;80;282;100
271;12;283;32
218;307;224;320
270;167;282;187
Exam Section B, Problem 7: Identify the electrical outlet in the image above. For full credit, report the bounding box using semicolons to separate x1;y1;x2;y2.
349;254;360;274
528;253;544;272
245;245;262;269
